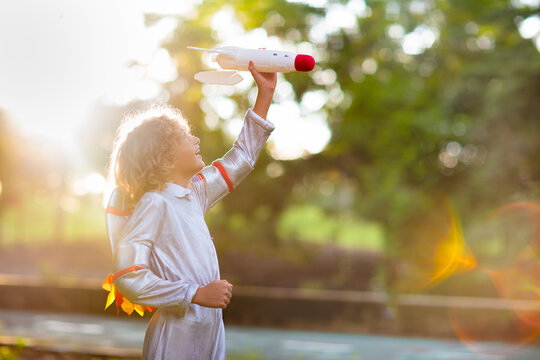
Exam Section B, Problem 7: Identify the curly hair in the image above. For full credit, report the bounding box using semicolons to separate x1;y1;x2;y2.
108;104;191;203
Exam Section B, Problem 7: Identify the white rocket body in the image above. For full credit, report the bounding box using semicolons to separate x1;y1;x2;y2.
212;46;297;72
188;46;315;85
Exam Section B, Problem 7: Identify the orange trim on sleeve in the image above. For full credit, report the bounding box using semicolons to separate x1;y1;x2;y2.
212;161;234;192
106;206;133;216
112;265;145;282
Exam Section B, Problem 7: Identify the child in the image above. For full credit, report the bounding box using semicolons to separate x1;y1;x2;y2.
106;61;276;359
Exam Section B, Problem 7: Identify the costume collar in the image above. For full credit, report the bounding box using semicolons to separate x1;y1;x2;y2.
164;182;192;198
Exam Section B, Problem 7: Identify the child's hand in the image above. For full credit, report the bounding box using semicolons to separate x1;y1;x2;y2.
249;61;276;120
249;60;277;93
192;279;233;309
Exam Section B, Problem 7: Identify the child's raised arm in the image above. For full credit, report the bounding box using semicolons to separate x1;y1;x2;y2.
250;60;277;120
190;62;277;213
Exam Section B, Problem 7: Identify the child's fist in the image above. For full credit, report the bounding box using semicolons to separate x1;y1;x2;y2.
192;279;233;309
249;61;277;93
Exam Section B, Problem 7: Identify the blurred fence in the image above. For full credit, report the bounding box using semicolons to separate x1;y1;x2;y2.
1;273;538;341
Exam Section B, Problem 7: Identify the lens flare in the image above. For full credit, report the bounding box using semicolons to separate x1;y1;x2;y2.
492;202;540;253
485;247;540;328
449;202;540;355
484;202;540;325
428;204;477;287
394;199;477;292
450;306;540;356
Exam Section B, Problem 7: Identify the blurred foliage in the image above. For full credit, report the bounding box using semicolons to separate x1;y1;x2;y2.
0;110;18;214
0;338;25;360
277;204;383;251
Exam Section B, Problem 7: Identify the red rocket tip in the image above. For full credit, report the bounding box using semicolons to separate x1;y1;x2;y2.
294;54;315;72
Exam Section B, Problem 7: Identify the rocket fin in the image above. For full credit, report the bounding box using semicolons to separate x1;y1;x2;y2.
187;46;225;54
194;71;243;85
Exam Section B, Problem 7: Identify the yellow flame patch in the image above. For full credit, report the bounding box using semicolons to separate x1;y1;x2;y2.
102;273;155;316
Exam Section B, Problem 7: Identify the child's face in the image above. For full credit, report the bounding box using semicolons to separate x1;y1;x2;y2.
173;133;205;178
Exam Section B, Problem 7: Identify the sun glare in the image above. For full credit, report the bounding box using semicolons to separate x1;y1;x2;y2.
0;0;195;162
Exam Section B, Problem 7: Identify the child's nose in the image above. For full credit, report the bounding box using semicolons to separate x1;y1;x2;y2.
193;136;200;145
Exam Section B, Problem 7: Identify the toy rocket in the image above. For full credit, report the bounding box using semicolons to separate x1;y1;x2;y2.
187;46;315;85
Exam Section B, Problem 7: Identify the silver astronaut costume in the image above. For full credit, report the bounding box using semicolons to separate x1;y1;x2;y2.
106;109;275;359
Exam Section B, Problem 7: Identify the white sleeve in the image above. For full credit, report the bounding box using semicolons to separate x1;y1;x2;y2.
113;193;199;315
192;108;275;214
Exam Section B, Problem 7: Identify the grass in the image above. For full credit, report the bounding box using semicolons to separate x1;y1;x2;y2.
0;192;106;246
277;204;384;252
